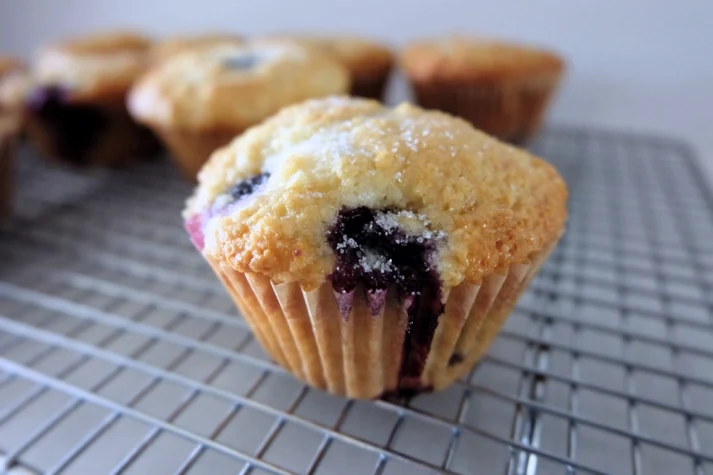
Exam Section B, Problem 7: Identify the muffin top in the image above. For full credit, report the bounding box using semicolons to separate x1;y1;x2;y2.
128;41;350;130
150;33;244;64
260;35;392;78
32;31;152;101
401;36;564;82
184;97;567;290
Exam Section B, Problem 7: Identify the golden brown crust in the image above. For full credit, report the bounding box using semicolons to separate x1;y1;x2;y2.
128;41;350;131
33;31;152;101
259;35;393;80
150;33;244;64
401;35;564;83
185;97;567;290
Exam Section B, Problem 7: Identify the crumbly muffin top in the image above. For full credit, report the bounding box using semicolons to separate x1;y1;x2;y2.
184;97;567;290
401;36;564;82
259;35;392;78
128;41;350;130
32;31;152;101
150;33;244;64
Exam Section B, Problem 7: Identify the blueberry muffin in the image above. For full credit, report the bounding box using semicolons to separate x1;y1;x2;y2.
261;35;393;100
150;33;244;64
401;36;565;143
129;41;350;181
23;31;161;166
183;96;567;399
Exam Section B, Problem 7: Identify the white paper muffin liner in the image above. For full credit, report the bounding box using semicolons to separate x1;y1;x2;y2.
206;242;556;399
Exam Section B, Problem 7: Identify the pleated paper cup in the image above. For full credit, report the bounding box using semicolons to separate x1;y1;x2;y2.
410;72;562;144
154;127;243;182
205;242;555;400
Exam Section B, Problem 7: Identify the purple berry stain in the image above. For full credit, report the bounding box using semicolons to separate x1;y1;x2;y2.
326;207;445;396
185;172;271;251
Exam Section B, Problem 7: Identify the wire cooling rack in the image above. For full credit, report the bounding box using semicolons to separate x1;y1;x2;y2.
0;127;712;475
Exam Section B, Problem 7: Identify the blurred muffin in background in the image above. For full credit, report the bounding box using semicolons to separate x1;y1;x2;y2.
0;57;28;123
260;34;393;100
128;40;350;181
0;115;20;222
0;57;28;222
24;31;161;167
401;36;565;143
150;33;244;64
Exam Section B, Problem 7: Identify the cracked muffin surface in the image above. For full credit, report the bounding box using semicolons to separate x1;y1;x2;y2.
184;96;567;290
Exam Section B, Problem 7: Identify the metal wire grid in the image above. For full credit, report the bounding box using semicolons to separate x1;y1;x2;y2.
0;128;711;475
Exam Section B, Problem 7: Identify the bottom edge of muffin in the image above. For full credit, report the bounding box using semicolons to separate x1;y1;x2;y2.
204;241;556;400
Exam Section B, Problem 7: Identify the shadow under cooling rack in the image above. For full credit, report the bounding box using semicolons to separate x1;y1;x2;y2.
0;127;713;475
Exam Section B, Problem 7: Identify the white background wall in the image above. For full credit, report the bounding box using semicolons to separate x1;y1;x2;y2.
1;0;712;173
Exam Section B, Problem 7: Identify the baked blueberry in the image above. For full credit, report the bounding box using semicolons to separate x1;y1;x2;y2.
228;172;270;200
